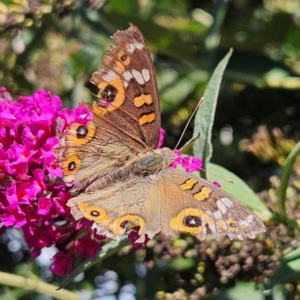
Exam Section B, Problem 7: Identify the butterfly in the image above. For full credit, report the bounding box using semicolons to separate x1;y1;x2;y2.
55;24;265;243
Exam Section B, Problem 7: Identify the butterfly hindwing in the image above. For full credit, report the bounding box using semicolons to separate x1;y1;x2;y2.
67;168;265;241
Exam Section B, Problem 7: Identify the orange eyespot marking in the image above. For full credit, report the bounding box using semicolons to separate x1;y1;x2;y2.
216;219;226;230
62;153;81;178
139;113;155;125
227;219;238;231
134;94;153;108
78;203;110;225
170;208;203;234
180;179;198;191
194;187;212;202
68;123;96;145
93;77;125;114
115;52;131;72
109;215;146;235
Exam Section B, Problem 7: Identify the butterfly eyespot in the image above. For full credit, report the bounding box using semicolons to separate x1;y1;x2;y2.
76;125;88;139
109;215;146;235
62;153;81;178
120;220;129;229
120;54;127;61
183;215;202;228
170;208;203;234
68;161;76;171
68;123;96;145
101;85;117;103
116;52;131;69
91;211;100;217
227;219;238;231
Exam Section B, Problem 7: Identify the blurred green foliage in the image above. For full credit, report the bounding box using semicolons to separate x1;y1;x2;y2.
1;0;300;299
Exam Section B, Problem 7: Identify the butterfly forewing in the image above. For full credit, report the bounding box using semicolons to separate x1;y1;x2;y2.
90;24;161;149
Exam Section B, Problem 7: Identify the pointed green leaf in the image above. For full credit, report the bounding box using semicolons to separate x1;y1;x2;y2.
207;163;271;219
193;49;233;178
279;140;300;218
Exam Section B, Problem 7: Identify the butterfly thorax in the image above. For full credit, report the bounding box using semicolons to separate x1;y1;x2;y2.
131;147;176;176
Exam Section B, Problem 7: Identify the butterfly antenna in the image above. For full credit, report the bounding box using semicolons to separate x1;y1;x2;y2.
200;166;235;184
174;97;204;150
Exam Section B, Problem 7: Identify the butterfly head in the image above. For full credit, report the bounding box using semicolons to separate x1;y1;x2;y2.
154;147;176;168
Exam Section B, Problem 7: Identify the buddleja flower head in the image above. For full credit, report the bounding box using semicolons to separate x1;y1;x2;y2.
0;88;204;276
0;88;103;274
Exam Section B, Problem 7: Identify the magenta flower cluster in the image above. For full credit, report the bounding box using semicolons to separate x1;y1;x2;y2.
0;88;203;276
0;88;101;276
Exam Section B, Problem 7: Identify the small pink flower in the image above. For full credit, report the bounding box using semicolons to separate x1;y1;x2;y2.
169;149;183;169
169;150;202;173
213;181;221;187
37;197;53;215
181;156;202;173
0;200;26;227
128;226;150;249
51;251;73;276
76;234;102;258
158;128;165;148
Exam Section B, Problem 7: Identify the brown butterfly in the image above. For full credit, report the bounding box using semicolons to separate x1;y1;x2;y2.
55;24;265;243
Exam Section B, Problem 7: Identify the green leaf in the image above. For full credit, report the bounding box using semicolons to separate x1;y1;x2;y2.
213;282;264;300
214;282;290;300
279;140;300;218
193;49;233;178
207;163;271;219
